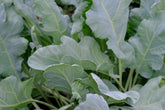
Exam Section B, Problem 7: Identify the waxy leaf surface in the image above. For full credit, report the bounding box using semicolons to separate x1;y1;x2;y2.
129;0;159;32
91;73;139;103
86;0;133;57
74;94;109;110
33;0;70;43
14;0;70;44
44;64;88;94
61;0;89;34
0;76;33;109
129;12;165;78
0;4;27;77
133;76;165;110
28;36;113;75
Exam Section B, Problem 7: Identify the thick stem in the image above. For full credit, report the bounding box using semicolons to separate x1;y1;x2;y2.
32;102;41;109
118;59;123;86
22;63;51;104
22;62;32;78
101;39;105;52
33;100;57;109
55;90;64;106
133;72;139;86
42;86;70;103
125;69;134;91
34;84;52;104
113;77;125;92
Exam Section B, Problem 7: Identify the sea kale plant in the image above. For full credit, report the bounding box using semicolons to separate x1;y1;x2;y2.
0;0;165;109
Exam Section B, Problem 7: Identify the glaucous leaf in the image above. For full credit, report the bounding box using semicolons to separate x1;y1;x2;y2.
86;0;131;54
91;73;139;103
14;0;53;45
61;0;89;34
0;76;33;109
71;80;89;103
129;0;159;32
14;0;71;44
33;0;71;43
151;0;165;14
0;0;12;6
44;64;88;94
0;4;28;77
28;36;113;75
129;12;165;78
86;0;131;40
86;0;135;69
133;76;165;110
74;94;109;110
151;64;165;78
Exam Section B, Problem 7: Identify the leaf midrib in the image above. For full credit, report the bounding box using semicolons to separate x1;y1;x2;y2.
41;0;63;35
0;35;18;78
137;33;155;73
100;0;122;45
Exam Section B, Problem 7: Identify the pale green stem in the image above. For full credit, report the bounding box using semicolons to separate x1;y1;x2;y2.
125;69;134;91
22;63;51;104
133;72;139;86
113;77;125;92
129;75;133;90
42;86;70;103
32;102;41;109
33;100;57;109
55;90;64;106
34;84;52;104
118;59;123;86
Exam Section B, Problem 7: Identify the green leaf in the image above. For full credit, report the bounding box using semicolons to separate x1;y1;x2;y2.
151;0;165;14
74;94;109;110
61;0;89;34
71;80;89;103
28;36;113;75
86;0;133;57
0;76;33;109
133;76;165;110
33;0;71;43
14;0;52;44
91;73;139;103
0;4;28;77
152;64;165;78
86;0;131;40
14;0;71;44
129;0;159;32
44;64;88;94
0;0;12;6
129;12;165;78
29;69;45;85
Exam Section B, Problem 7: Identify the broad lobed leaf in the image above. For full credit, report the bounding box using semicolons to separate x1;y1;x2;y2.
0;3;28;77
132;76;165;110
61;0;90;35
28;36;113;75
129;11;165;78
44;64;88;94
129;0;160;33
74;94;109;110
91;73;139;103
14;0;71;44
0;76;33;109
86;0;135;70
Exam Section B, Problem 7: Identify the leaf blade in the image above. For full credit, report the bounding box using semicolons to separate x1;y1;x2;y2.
0;4;28;77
